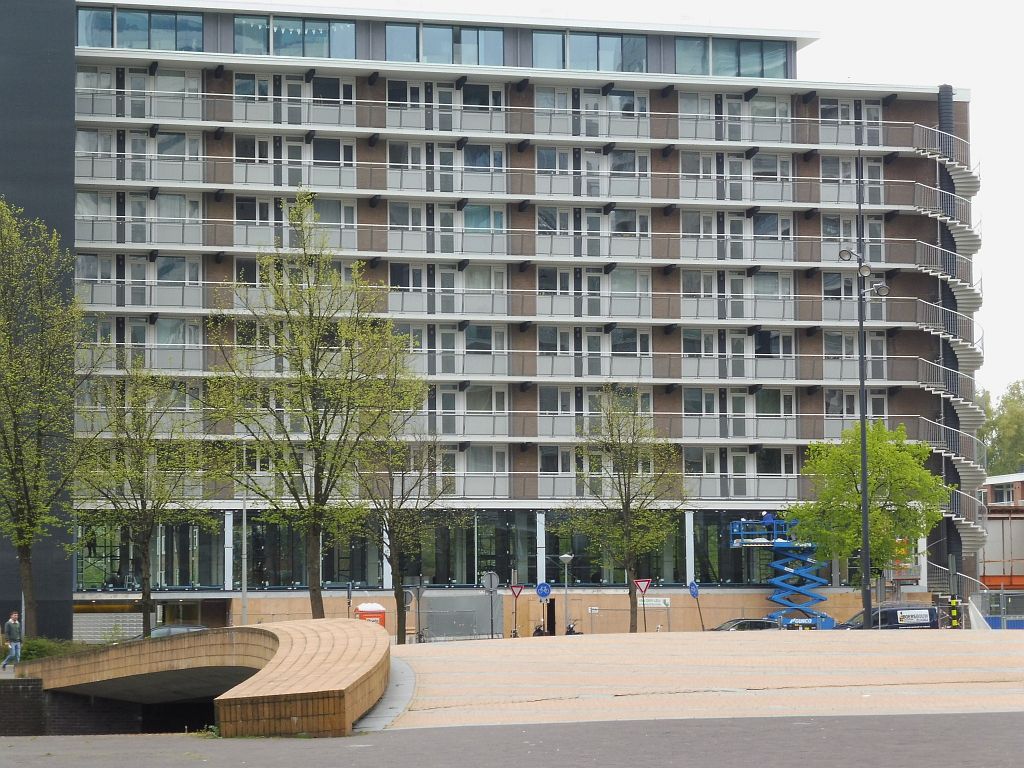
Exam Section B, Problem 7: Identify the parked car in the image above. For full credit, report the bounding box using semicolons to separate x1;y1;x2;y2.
710;618;782;631
836;604;939;629
129;624;208;641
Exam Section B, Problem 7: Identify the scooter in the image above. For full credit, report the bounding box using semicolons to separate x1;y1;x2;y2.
532;623;547;636
565;621;583;635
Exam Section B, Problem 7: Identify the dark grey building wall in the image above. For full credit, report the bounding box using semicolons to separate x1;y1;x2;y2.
0;0;76;639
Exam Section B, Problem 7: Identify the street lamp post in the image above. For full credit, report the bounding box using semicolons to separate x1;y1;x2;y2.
559;552;574;634
838;151;890;625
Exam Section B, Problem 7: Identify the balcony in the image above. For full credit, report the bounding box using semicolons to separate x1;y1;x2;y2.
74;88;978;191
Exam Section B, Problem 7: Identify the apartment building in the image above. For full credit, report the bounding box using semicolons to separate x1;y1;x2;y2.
1;1;986;631
979;473;1024;589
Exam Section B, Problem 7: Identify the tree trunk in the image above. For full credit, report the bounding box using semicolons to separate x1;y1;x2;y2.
306;528;325;619
625;561;637;633
138;537;153;637
16;544;35;639
392;557;406;644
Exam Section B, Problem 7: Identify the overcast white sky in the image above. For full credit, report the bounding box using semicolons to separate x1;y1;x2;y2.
298;0;1016;398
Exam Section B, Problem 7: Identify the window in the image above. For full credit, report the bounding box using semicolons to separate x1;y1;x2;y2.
611;209;649;236
465;325;495;353
540;446;571;474
752;154;791;180
313;138;353;166
538;326;571;354
681;152;714;178
676;37;709;75
824;332;855;359
76;128;113;155
330;21;355;58
608;90;647;117
539;386;571;414
762;42;788;78
457;27;503;66
235;15;269;55
682;328;715;356
755;389;793;416
156;132;198;158
76;253;114;281
272;17;303;56
752;213;791;239
156;255;199;284
538;267;571;294
751;271;791;297
536;87;569;111
466;385;502;412
388;142;422;168
533;31;565;69
236;197;270;224
750;95;790;121
423;25;454;64
388;203;423;230
568;33;645;71
537;147;570;174
116;10;149;49
823;272;854;299
611;328;650;355
463;205;503;232
75;191;113;217
236;135;270;163
155;193;199;222
464;144;501;170
681;271;714;296
235;73;270;101
825;389;856;416
386;24;418;62
754;330;793;357
537;207;570;234
610;150;648;176
155;70;199;96
304;20;329;57
568;33;598;71
78;8;113;47
711;38;789;78
313;199;354;226
683;388;714;415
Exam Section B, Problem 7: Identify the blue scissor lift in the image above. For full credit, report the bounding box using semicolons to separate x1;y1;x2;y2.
728;519;837;629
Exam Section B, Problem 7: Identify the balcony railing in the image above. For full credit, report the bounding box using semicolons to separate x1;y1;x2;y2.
75;152;943;212
74;88;973;172
71;214;977;276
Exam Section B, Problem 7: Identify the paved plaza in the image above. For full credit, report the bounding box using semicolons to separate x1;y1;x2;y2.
2;713;1023;768
388;631;1024;729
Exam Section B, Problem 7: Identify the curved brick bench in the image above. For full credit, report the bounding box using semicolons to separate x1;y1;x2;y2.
17;618;390;738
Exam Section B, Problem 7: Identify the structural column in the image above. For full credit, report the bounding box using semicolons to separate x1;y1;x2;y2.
684;510;696;585
223;510;234;591
536;511;547;584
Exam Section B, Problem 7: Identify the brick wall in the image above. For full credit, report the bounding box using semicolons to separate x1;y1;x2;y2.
0;678;44;735
0;680;142;736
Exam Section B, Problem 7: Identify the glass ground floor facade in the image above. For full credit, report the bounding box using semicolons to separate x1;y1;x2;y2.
76;508;854;593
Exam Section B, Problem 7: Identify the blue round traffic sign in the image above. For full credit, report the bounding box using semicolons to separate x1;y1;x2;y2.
536;582;552;599
688;581;699;599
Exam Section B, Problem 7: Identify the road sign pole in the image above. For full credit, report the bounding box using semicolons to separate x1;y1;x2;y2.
689;581;705;631
643;599;648;633
510;584;523;638
633;579;652;634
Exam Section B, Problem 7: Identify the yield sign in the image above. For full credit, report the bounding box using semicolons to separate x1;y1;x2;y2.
510;585;524;599
634;578;652;595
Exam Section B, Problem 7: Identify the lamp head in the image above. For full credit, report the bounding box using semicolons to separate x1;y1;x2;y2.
873;283;891;297
857;263;872;278
559;552;575;565
837;248;856;262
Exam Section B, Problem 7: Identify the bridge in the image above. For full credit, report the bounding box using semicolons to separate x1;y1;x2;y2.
14;619;389;738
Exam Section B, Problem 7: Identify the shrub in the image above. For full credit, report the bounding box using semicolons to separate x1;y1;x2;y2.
17;637;94;662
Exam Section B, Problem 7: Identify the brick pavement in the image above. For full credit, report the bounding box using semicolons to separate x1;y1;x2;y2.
391;631;1024;729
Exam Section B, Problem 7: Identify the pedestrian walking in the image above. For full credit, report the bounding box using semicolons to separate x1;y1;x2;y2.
2;611;22;670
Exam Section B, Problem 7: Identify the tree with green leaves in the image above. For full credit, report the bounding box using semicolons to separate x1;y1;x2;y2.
0;198;86;638
979;382;1024;476
556;386;687;633
206;191;424;620
346;428;463;643
75;361;223;636
789;420;950;571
